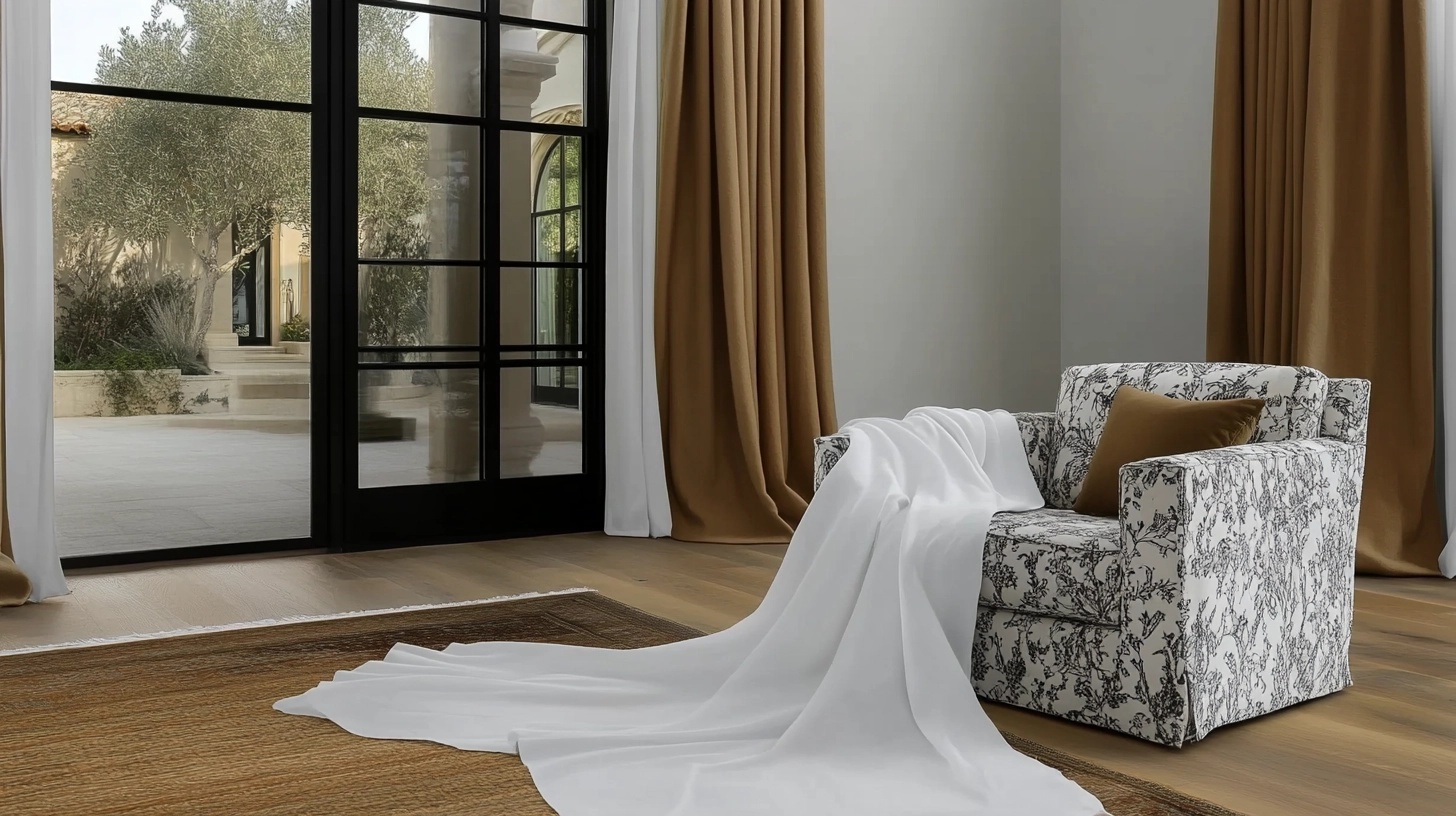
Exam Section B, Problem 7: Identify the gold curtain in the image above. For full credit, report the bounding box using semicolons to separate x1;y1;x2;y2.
656;0;837;543
1208;0;1443;574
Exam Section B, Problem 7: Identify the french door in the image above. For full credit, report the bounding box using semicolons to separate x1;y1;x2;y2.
314;0;605;551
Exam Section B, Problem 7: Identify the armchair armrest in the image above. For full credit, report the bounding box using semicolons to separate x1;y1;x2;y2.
812;411;1057;494
1115;439;1364;744
1016;411;1056;500
813;433;853;492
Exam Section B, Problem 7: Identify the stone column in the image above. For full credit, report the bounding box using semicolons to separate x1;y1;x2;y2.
425;1;557;479
426;4;486;477
500;26;557;477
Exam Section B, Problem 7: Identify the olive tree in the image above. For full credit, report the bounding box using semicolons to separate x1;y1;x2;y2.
56;0;434;341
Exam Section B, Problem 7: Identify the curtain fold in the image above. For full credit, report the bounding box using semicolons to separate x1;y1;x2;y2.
1430;0;1456;577
604;0;672;538
1;0;66;602
1;224;34;607
656;0;837;543
1209;0;1444;575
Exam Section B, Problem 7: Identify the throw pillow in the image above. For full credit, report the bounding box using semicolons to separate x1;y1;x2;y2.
1072;386;1265;517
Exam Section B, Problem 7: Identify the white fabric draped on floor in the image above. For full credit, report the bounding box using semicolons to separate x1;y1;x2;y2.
276;408;1104;816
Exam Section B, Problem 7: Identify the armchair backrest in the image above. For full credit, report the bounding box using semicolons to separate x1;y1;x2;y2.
1044;362;1330;509
1321;377;1371;444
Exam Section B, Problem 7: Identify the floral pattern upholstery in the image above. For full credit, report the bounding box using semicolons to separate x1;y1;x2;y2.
812;432;852;493
812;365;1368;746
1322;377;1371;444
1045;362;1329;509
1014;411;1056;499
983;509;1122;626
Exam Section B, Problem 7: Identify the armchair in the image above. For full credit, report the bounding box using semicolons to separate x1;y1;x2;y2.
813;362;1369;746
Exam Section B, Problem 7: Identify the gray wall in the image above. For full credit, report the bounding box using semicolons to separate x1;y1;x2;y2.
822;0;1217;421
823;0;1063;420
1059;0;1218;368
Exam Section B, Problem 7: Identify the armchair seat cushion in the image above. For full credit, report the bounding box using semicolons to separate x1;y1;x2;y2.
982;508;1123;626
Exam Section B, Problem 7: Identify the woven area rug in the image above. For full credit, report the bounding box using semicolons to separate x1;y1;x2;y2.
0;591;1242;815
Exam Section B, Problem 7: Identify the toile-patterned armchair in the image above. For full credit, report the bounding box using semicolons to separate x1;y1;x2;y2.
813;362;1370;747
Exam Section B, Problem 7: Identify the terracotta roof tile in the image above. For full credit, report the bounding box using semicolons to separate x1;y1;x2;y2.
50;91;116;137
51;120;92;136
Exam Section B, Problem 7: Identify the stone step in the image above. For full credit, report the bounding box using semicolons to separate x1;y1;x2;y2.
206;344;305;367
161;414;311;434
229;370;312;417
224;398;311;417
367;383;431;402
234;379;311;402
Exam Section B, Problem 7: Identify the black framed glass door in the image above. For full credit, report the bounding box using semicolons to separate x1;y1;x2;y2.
318;0;605;551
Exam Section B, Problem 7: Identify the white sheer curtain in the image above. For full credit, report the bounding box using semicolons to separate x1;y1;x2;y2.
1;0;66;600
603;0;671;538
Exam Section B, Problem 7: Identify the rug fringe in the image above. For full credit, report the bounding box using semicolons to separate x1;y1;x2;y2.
0;587;596;657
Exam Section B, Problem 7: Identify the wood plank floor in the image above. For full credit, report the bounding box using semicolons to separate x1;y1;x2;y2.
2;535;1452;816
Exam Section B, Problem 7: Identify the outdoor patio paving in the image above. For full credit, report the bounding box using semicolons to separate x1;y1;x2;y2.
55;405;583;558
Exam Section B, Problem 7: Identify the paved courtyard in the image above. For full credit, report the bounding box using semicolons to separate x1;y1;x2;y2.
55;405;583;558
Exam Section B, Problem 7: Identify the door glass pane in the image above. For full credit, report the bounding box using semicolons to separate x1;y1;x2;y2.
359;119;480;260
500;267;580;348
562;137;582;206
50;90;312;556
562;209;582;263
359;6;481;117
501;26;585;123
504;0;584;27
358;368;481;487
51;0;311;104
359;264;482;347
502;366;582;477
507;135;584;264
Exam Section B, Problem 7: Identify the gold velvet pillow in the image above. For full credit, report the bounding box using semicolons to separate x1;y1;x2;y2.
1071;386;1265;517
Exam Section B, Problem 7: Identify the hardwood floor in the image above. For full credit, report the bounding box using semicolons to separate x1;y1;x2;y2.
3;535;1452;815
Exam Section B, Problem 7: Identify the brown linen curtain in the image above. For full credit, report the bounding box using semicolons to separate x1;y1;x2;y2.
656;0;837;543
1208;0;1444;575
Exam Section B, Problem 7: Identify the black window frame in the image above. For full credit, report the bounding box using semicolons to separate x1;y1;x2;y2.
53;0;609;569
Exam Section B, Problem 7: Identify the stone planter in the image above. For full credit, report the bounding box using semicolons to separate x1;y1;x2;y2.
54;370;233;417
280;341;310;360
179;374;233;414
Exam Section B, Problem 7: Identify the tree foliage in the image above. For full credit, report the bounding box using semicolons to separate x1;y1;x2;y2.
55;0;436;339
534;136;582;262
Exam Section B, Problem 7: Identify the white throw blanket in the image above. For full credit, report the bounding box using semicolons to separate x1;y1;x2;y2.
276;408;1106;815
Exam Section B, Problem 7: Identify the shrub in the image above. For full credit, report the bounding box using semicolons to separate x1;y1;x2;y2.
54;254;204;373
54;253;154;369
145;283;209;375
280;313;310;342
